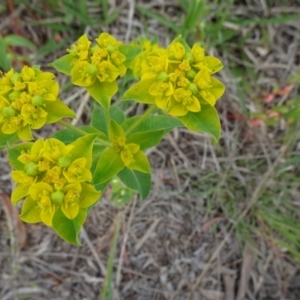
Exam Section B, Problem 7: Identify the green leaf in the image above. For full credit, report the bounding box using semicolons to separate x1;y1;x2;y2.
93;180;111;195
45;100;76;123
178;105;221;141
79;126;108;140
109;106;126;124
122;79;156;104
0;36;11;71
51;128;83;144
49;54;73;76
210;77;226;101
19;196;41;223
12;184;30;205
0;131;17;151
7;142;32;170
118;168;151;200
68;134;98;168
129;151;151;173
52;126;107;144
92;105;126;136
119;44;142;67
91;105;108;135
4;35;36;50
204;57;223;74
87;79;118;110
126;130;164;150
52;207;87;245
109;120;125;141
93;148;124;184
122;115;183;134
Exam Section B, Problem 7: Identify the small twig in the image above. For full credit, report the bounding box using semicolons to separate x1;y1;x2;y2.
236;244;254;300
71;92;90;125
81;227;106;276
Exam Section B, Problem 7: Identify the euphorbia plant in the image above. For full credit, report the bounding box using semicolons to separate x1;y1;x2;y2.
0;33;225;245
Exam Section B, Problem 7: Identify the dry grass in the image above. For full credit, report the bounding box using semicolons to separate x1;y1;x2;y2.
1;0;300;299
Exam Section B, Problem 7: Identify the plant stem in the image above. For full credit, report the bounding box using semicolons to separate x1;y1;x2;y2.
125;105;156;135
58;120;110;147
100;216;122;300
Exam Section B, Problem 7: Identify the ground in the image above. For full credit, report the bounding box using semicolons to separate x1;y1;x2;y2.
1;0;300;299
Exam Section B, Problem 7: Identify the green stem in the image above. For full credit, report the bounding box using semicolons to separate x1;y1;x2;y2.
58;120;110;147
125;105;156;135
100;217;121;300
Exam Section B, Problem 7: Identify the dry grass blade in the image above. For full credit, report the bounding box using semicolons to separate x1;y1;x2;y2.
236;244;254;300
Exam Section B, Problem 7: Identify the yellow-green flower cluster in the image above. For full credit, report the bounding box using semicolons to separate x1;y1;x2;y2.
10;136;100;226
67;33;127;87
124;37;225;117
130;38;163;79
0;66;75;140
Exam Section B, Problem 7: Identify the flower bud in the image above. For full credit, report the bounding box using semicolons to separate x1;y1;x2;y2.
31;95;44;107
8;91;21;101
188;83;198;94
156;72;168;82
186;69;197;80
106;44;115;53
24;161;39;176
58;156;72;168
2;106;17;117
10;73;22;84
51;190;65;204
86;64;98;75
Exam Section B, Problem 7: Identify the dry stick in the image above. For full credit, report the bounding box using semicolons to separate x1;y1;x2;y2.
191;140;291;293
223;274;235;300
81;227;107;276
71;92;90;125
236;244;255;300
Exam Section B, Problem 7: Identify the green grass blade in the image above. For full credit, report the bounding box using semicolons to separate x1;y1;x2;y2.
100;218;121;300
135;4;180;34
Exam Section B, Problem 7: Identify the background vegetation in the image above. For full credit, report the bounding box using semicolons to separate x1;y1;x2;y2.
0;0;300;299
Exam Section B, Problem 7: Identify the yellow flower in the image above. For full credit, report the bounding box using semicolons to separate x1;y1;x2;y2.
21;66;36;82
149;81;173;110
10;135;101;228
130;38;163;79
21;103;48;129
43;138;74;162
71;61;98;87
18;140;43;164
167;42;186;61
194;69;225;106
0;66;75;140
11;170;36;205
68;34;91;62
1;115;27;136
191;44;205;63
168;88;200;116
95;33;118;48
29;182;56;226
141;54;168;80
63;157;92;183
97;61;120;82
191;44;223;74
120;143;140;166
